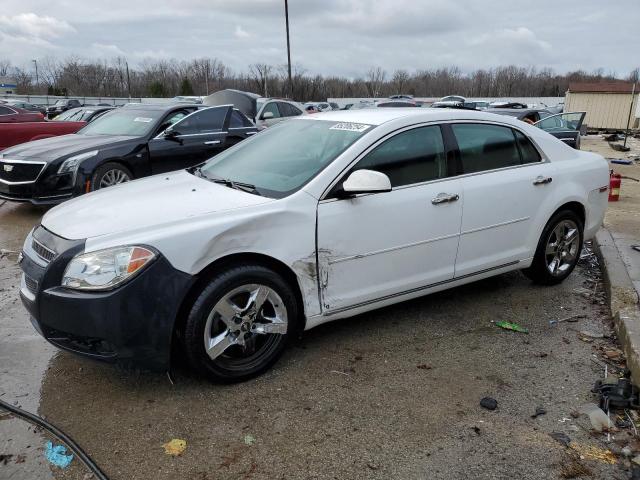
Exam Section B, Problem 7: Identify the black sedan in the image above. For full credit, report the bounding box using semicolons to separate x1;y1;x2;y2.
0;103;257;204
487;108;586;149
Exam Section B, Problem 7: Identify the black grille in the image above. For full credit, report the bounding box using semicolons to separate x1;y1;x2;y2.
0;161;45;183
32;238;56;262
24;274;38;294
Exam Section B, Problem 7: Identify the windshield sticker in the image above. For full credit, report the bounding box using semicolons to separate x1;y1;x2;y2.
133;117;153;123
329;122;372;132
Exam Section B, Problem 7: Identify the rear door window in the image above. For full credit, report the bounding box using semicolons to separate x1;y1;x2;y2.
0;106;13;115
353;126;446;187
261;102;280;119
451;124;521;173
229;110;253;128
280;103;302;117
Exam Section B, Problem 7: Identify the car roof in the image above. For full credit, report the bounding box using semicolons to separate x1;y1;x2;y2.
299;108;530;127
120;102;199;112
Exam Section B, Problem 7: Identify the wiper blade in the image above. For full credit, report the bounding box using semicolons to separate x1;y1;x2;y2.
211;177;260;195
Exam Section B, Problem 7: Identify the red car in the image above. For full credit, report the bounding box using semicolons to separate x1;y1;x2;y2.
0;120;87;151
0;105;45;123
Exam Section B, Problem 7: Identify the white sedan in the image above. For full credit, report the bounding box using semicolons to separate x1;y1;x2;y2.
19;108;609;382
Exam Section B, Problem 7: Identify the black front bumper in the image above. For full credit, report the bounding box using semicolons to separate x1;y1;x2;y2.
0;168;82;205
19;226;194;371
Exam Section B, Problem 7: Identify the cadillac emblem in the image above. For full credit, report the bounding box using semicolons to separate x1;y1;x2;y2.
3;164;13;172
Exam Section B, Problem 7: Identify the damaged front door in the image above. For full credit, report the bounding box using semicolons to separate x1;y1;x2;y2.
316;125;463;313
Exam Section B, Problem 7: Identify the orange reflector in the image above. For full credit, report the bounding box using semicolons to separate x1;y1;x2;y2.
85;180;91;193
127;247;154;274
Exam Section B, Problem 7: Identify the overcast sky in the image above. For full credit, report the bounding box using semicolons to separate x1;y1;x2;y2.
1;0;638;78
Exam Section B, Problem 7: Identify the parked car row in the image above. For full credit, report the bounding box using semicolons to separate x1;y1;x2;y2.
0;103;257;204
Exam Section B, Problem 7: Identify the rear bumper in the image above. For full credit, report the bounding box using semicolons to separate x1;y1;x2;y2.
19;227;194;371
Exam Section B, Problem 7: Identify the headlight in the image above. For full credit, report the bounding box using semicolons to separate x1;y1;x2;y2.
62;246;156;291
57;150;99;175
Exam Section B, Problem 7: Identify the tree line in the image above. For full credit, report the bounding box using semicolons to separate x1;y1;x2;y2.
2;57;638;100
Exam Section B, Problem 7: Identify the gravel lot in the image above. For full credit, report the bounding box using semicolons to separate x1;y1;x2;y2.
0;200;634;480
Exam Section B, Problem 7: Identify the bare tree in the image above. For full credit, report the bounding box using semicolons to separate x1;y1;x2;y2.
365;67;386;97
0;60;11;77
249;63;273;97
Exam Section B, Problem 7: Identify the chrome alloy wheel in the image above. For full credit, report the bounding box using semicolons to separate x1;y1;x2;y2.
545;219;580;276
99;169;131;188
203;284;288;361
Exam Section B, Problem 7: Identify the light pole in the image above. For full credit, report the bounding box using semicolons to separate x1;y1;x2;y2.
284;0;292;98
32;59;38;91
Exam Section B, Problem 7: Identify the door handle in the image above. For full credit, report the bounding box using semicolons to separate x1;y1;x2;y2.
533;176;552;185
431;193;460;205
204;140;221;145
246;131;257;136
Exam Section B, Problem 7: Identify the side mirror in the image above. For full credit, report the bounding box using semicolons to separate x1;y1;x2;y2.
341;169;392;196
261;111;274;120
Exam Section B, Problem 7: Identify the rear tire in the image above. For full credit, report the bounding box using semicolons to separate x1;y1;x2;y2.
523;210;583;285
183;265;298;383
91;162;132;191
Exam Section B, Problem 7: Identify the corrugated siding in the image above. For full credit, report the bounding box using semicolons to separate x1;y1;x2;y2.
565;92;639;129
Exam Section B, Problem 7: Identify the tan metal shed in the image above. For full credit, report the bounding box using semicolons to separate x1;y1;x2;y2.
565;82;638;130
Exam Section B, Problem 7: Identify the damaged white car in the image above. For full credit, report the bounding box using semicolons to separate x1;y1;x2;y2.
19;109;609;382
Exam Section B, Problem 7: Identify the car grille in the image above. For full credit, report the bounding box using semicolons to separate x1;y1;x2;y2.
0;160;46;184
24;274;38;294
32;238;57;263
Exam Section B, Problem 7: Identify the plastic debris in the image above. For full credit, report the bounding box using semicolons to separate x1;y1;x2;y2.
480;397;497;410
495;321;528;334
610;159;633;165
549;314;586;326
549;431;571;447
243;434;256;446
579;404;611;432
45;441;74;468
162;438;187;456
569;443;617;464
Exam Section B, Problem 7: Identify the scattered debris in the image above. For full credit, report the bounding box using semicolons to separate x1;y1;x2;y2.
632;245;640;253
162;439;187;456
572;287;592;298
569;443;617;464
603;349;623;361
622;446;634;458
0;454;12;465
330;370;350;376
579;404;611;432
416;364;432;370
550;431;571;447
610;142;631;152
45;441;74;468
471;426;481;435
592;374;640;411
531;407;547;419
610;158;633;165
633;455;640;466
495;321;528;334
243;434;256;446
480;397;498;411
550;314;586;326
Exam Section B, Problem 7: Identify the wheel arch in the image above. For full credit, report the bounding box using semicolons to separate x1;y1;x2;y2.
172;252;306;347
550;200;585;226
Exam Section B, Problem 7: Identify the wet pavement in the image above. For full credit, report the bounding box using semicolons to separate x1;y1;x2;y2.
0;199;635;479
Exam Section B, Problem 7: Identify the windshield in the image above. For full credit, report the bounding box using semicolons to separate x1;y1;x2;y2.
77;109;163;136
198;119;372;198
54;100;66;106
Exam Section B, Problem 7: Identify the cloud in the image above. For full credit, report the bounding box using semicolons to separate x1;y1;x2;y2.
90;43;126;57
234;25;250;39
0;13;75;39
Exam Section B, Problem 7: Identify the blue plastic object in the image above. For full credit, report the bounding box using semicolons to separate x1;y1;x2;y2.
45;441;74;468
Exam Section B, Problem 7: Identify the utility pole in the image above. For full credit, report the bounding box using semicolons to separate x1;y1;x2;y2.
284;0;292;99
32;59;38;91
125;61;131;100
623;82;636;150
205;59;210;96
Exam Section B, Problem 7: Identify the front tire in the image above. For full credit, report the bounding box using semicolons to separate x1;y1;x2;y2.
183;265;298;383
523;210;583;285
91;162;132;191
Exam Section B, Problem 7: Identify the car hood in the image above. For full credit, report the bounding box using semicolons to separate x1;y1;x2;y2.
41;170;273;240
1;134;137;160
